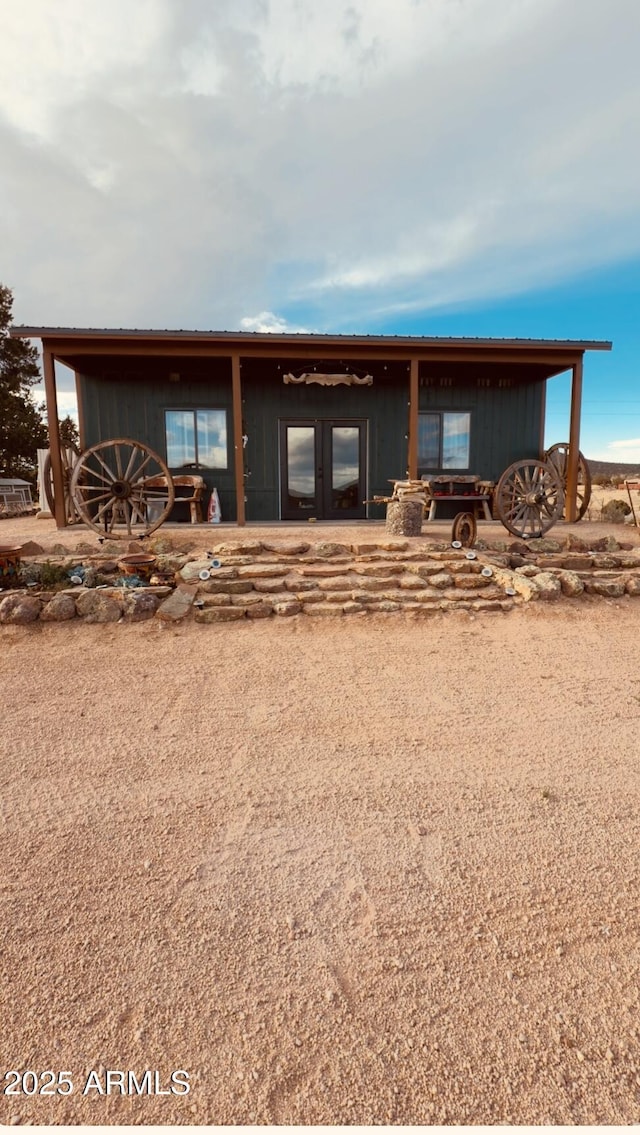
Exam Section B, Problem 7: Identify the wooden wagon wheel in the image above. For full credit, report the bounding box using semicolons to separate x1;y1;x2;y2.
544;442;592;521
494;459;564;540
43;443;80;523
70;438;175;539
451;511;477;547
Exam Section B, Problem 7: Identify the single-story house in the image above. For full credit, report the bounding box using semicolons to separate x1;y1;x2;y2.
10;326;611;527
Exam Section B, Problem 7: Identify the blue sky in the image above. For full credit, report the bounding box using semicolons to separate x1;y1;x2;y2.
2;0;640;461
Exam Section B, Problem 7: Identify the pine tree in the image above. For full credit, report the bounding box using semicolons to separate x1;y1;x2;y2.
0;284;48;482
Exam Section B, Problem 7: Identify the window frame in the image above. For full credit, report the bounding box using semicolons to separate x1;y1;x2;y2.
418;410;471;472
164;407;229;471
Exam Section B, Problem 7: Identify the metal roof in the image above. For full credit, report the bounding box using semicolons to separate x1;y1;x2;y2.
10;325;612;351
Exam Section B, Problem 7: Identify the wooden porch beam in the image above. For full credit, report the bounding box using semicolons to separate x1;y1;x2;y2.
231;353;246;526
42;345;66;528
408;358;419;478
566;357;583;523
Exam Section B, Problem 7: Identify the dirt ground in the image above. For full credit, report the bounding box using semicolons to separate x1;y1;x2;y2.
2;514;640;1125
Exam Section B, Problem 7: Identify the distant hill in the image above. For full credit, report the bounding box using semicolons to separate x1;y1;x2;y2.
586;458;640;480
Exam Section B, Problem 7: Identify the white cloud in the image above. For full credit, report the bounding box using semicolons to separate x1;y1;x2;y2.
239;311;311;333
1;0;640;331
603;439;640;463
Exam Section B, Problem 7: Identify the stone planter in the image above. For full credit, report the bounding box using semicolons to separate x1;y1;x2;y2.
0;545;23;589
117;553;157;580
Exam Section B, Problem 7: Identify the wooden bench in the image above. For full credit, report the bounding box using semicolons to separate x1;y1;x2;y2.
145;474;205;524
423;475;494;521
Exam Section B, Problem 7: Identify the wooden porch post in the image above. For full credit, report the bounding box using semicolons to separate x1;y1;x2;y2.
42;344;66;528
231;352;246;526
566;357;583;523
408;358;419;479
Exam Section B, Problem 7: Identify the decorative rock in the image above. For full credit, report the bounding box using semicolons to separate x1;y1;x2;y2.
428;573;454;589
352;563;404;577
532;572;562;600
368;599;402;612
156;584;197;621
194;606;246;622
399;574;427;589
273;600;302;616
0;593;42;624
491;566;540;601
303;603;343;616
351;541;408;554
625;578;640;596
19;540;44;556
588;579;626;598
200;594;232;606
147;536;175;554
261;541;309;555
245;602;273;619
40;593;77;621
385;500;423;537
231;593;269;605
507;541;530;555
565;534;588;552
237;564;289;579
253;578;291;593
558;571;584;597
75;591;122;623
311;542;350;557
211;541;264;555
179;561;237;582
285;577;318;592
122;592;161;621
453;575;491;590
318;576;357;591
343;601;366;615
562;555;593;571
198;580;254;594
527;538;562;552
353;576;394;591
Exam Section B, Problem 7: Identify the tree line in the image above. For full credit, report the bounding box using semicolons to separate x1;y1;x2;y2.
0;283;78;485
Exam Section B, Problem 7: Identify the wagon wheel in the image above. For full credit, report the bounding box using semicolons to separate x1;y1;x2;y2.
43;443;80;523
494;459;564;539
70;438;175;539
451;511;477;547
544;442;592;521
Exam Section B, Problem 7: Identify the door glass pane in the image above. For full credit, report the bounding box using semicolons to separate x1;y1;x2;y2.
442;412;470;468
331;426;360;511
418;413;440;467
287;426;316;510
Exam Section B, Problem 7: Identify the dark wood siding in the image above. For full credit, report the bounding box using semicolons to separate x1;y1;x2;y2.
419;375;545;481
77;361;238;519
241;365;408;521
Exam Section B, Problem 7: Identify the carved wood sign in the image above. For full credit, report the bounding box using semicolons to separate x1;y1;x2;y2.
283;372;373;386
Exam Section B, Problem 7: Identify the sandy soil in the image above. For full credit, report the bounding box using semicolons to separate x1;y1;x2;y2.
2;550;640;1124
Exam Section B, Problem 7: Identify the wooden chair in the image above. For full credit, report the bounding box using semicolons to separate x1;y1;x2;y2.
145;474;205;524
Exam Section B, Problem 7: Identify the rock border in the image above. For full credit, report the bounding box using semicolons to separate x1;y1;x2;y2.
2;535;640;625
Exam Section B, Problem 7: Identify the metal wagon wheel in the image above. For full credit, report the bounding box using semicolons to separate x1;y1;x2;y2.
494;459;564;540
451;511;477;547
544;442;592;521
70;438;175;539
43;443;80;523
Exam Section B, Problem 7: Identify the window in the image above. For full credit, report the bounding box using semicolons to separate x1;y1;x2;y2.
418;411;470;469
165;409;228;470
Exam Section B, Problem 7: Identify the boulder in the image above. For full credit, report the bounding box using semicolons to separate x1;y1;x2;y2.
156;584;197;622
122;592;161;621
40;594;77;621
558;571;584;597
532;572;562;600
0;594;42;624
75;591;123;623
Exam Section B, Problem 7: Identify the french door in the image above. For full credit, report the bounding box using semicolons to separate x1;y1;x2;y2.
280;420;367;520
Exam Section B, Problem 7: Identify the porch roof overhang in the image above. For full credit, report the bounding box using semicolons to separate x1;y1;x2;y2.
11;325;612;381
11;326;612;529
